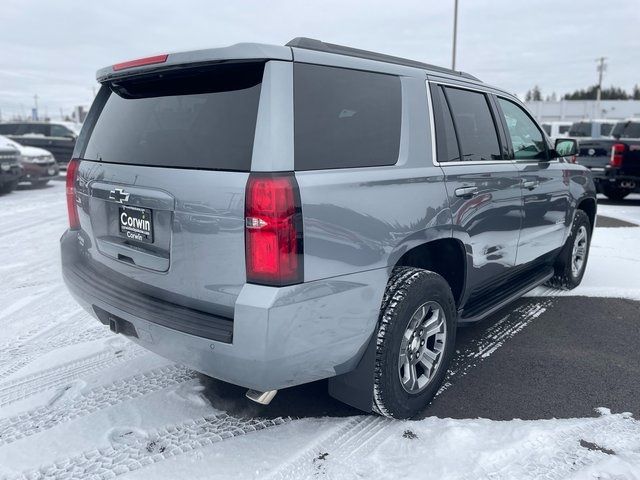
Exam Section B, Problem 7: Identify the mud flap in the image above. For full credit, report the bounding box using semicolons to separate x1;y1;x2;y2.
327;332;376;412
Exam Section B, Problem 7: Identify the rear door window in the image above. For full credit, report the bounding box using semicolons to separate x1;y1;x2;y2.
294;64;401;170
430;85;460;162
80;62;264;171
444;87;501;162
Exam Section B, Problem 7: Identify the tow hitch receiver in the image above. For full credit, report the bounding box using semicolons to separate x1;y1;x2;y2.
246;389;278;405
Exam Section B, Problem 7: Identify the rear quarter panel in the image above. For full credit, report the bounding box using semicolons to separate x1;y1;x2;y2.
296;76;452;282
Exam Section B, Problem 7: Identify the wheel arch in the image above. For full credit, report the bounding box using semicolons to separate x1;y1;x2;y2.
576;196;597;232
393;238;466;307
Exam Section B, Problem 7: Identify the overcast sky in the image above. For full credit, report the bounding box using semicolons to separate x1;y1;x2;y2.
1;0;639;120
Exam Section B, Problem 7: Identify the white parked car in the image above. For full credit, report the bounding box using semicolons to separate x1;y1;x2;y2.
568;119;617;139
0;135;59;187
541;121;572;139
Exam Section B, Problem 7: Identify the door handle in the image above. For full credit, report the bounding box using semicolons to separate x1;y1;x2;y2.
454;186;479;198
522;180;538;190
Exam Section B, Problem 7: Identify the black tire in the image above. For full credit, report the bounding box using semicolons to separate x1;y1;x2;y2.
372;267;456;419
0;180;18;194
546;210;591;290
603;186;629;201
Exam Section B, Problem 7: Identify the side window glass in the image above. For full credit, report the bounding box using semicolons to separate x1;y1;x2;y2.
430;85;460;162
600;123;613;136
0;124;18;135
17;124;49;137
497;98;546;160
294;64;401;170
444;87;501;161
51;124;72;137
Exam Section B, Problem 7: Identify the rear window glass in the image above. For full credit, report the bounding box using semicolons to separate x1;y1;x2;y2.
294;64;401;170
541;124;551;135
612;121;640;139
81;63;264;171
559;125;570;134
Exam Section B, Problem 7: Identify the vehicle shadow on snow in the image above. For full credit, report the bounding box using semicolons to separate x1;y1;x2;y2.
198;374;362;420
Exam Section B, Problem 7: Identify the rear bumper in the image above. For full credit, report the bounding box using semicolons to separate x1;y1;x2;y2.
61;230;387;391
592;169;640;192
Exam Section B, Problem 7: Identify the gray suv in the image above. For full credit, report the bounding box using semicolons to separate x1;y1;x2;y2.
61;38;596;418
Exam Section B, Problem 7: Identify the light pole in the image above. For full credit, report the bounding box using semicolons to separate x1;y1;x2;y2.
595;57;607;118
451;0;459;70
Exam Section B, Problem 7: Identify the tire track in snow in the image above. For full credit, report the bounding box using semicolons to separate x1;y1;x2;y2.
9;414;290;480
0;365;197;446
0;217;64;239
269;300;552;479
268;416;394;480
436;300;552;396
0;285;61;323
459;411;640;480
0;322;110;382
0;344;146;407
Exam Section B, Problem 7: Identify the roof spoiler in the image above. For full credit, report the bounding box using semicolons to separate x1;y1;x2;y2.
286;37;480;82
96;43;292;83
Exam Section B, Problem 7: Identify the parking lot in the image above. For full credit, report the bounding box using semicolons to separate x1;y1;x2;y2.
0;180;639;479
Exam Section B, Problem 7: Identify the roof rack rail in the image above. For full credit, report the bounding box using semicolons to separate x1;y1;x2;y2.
286;37;480;82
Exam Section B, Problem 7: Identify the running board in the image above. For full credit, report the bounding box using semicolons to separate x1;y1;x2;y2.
458;267;554;324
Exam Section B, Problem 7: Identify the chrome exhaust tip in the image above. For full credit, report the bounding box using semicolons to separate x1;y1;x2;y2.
246;389;278;405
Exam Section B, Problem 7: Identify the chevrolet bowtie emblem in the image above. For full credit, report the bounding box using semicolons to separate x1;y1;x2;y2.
109;188;130;203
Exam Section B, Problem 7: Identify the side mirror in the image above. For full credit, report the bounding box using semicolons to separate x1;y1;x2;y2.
551;138;578;159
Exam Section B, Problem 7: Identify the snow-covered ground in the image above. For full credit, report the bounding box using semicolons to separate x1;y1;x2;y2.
528;194;640;301
1;183;639;479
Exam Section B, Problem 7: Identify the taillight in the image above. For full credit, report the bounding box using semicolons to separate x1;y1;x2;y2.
611;143;626;167
66;158;80;230
245;173;303;286
113;54;168;71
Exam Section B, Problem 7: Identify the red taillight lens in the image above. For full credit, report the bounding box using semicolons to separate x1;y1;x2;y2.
245;173;303;286
611;143;625;167
66;158;80;230
113;54;168;71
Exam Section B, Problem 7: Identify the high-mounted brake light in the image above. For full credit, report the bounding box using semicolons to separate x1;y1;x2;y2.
113;54;168;71
611;143;625;167
245;173;303;286
66;158;80;230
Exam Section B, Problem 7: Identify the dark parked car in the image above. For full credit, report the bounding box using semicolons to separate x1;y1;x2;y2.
62;38;596;419
0;121;78;166
574;119;640;200
0;143;22;194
